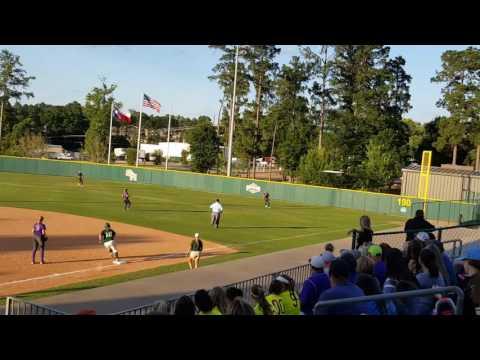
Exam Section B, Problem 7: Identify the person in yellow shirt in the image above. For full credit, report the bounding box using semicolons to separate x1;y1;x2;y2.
266;278;287;315
194;289;223;315
251;284;274;315
278;275;301;315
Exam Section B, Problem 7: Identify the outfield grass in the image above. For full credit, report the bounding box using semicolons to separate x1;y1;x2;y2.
0;172;404;303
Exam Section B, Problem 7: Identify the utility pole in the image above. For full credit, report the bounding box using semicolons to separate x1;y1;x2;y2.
226;45;239;177
268;121;277;181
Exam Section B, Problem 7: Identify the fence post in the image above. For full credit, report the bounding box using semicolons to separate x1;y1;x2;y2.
438;229;442;242
351;230;357;250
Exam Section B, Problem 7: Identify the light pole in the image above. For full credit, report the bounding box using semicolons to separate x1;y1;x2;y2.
226;45;239;177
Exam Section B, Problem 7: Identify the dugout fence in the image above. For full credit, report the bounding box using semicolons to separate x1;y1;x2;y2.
4;297;68;315
1;155;479;224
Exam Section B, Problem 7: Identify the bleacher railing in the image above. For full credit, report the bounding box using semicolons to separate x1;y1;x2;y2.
313;286;464;315
112;263;312;315
5;297;68;315
351;221;480;256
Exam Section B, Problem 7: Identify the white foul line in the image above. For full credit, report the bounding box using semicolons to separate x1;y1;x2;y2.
0;222;397;288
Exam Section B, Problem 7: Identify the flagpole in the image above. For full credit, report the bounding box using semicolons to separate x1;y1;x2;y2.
136;94;144;167
165;108;172;170
227;45;239;177
107;102;114;165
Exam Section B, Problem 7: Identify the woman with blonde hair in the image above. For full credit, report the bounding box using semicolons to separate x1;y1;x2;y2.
356;256;375;275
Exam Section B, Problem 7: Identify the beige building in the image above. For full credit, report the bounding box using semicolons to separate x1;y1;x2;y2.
401;164;480;202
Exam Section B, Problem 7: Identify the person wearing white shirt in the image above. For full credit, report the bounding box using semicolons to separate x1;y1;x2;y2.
209;199;223;228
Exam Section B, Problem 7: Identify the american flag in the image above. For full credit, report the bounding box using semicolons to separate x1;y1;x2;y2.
143;94;161;112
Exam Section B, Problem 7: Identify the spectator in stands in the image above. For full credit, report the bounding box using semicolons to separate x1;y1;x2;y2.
209;287;228;314
348;215;373;250
194;289;222;315
230;298;256;315
379;243;392;262
424;240;451;287
394;280;422;315
415;248;446;315
355;273;384;315
251;284;273;315
432;241;456;286
340;251;358;283
407;239;425;275
266;278;287;315
225;287;244;313
315;258;370;315
279;274;301;315
356;256;375;276
457;248;480;316
368;245;387;287
404;210;435;241
301;255;331;315
324;243;335;257
174;295;196;316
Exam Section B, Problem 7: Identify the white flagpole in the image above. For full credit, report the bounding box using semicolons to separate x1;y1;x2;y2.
227;45;239;177
136;94;144;167
107;102;114;165
165;108;172;170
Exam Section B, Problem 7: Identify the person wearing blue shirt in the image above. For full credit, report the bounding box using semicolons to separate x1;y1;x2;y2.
300;255;331;315
315;259;371;315
368;244;387;287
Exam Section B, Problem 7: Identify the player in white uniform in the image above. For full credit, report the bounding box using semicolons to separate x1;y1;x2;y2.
209;199;223;229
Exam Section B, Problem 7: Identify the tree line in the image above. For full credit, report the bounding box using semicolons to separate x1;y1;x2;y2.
1;46;480;192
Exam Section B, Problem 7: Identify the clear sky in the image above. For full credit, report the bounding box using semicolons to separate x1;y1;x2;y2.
0;45;475;123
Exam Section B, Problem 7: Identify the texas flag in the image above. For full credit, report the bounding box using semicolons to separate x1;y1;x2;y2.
113;108;132;124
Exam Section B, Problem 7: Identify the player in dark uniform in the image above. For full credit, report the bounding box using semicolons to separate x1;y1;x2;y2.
264;192;271;208
99;223;122;264
122;189;131;210
78;171;84;186
32;216;47;264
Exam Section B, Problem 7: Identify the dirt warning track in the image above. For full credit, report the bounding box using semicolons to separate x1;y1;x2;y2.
0;207;234;297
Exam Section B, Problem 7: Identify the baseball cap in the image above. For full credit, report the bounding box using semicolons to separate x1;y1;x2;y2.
310;255;325;269
416;232;431;242
275;275;290;285
457;247;480;261
368;245;382;257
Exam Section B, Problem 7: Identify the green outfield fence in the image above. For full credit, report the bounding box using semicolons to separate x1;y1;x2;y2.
1;155;479;224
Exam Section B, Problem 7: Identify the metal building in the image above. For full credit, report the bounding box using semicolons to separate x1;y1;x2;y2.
401;164;480;202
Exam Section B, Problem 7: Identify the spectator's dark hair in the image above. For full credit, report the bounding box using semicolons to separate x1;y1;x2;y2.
225;287;243;302
194;289;214;313
407;239;425;273
230;298;255;315
359;215;372;231
209;287;228;314
325;243;334;252
216;198;220;202
379;243;392;261
174;295;196;316
385;248;410;281
356;256;374;275
415;210;425;219
251;284;273;315
329;259;350;281
396;280;418;292
340;252;357;276
467;259;480;271
419;248;440;278
280;274;295;292
39;216;44;222
268;279;285;295
356;273;381;296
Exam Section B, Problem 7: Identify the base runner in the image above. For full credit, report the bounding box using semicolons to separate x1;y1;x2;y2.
122;188;132;211
98;223;122;265
32;216;48;264
188;233;203;269
209;199;223;229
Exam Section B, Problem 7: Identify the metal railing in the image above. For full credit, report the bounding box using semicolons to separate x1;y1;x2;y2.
313;286;464;315
112;263;312;315
351;221;480;256
5;297;68;315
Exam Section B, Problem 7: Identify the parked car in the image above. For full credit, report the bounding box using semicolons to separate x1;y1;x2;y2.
54;152;74;160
